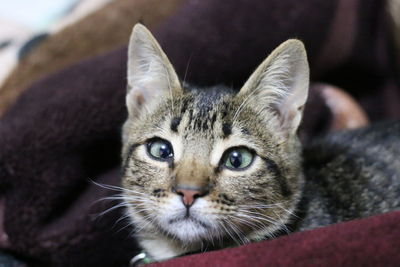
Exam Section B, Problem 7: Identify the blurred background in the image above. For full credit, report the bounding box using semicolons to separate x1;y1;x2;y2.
0;0;112;86
0;0;400;266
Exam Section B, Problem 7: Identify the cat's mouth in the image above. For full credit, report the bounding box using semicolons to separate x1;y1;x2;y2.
168;216;210;229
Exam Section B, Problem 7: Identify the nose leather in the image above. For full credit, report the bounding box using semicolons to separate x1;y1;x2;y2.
176;189;200;206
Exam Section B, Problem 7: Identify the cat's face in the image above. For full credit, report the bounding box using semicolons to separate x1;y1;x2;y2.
121;24;309;247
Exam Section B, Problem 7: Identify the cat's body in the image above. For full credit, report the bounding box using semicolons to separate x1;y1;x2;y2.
121;24;400;262
298;121;400;230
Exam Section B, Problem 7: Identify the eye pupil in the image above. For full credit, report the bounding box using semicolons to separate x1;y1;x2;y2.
159;144;171;158
230;151;242;168
223;147;253;170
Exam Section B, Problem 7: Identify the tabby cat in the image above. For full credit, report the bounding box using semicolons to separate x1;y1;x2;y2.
121;24;400;262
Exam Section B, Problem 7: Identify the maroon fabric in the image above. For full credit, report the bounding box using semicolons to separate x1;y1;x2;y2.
0;0;398;266
156;0;336;86
0;49;139;266
151;211;400;267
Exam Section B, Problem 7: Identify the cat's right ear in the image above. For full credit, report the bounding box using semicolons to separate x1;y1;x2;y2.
126;24;181;118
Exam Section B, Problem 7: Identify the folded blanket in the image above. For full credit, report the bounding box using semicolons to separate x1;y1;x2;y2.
2;0;399;121
0;0;184;116
0;0;398;266
0;48;139;266
150;211;400;267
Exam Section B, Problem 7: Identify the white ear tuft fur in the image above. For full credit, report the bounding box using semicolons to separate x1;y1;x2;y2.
126;24;181;118
238;39;310;136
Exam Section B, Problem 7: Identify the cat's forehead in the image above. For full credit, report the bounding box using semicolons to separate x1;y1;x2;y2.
148;85;268;140
176;86;236;136
138;85;275;152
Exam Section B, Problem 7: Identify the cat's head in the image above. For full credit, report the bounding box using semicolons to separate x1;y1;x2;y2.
122;24;309;247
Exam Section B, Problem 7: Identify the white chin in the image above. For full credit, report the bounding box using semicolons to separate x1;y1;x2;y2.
164;218;211;243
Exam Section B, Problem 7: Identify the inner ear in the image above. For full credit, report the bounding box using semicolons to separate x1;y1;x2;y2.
126;24;182;118
237;39;309;136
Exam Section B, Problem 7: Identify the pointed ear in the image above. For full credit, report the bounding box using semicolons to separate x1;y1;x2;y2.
238;39;309;136
126;24;181;118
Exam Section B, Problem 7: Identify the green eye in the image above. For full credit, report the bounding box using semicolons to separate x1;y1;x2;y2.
223;147;254;170
147;139;174;160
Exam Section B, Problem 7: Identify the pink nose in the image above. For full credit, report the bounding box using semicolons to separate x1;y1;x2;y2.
176;189;201;206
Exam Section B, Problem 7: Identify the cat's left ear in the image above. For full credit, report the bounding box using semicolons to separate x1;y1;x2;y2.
126;24;181;118
238;39;309;136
